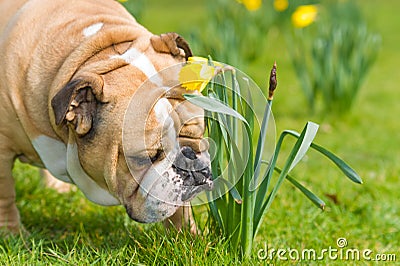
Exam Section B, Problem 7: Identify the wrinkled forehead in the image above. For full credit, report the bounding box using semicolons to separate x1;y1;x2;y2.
148;94;205;133
78;36;187;99
109;38;185;86
123;87;205;154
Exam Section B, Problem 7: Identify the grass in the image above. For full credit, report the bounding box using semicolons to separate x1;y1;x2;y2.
1;0;399;264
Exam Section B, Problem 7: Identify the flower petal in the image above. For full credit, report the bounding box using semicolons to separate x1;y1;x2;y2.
292;5;318;28
241;0;262;11
274;0;289;12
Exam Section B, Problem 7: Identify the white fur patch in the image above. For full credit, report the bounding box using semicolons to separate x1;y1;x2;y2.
82;22;104;37
140;165;182;222
138;147;183;207
32;136;71;183
32;136;119;205
67;143;120;206
111;48;163;86
153;98;173;123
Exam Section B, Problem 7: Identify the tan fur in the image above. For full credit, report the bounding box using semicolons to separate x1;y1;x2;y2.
0;0;206;233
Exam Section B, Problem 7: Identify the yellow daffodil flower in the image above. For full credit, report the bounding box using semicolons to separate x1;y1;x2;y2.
237;0;262;11
118;0;128;2
291;5;318;28
179;57;222;92
273;0;289;12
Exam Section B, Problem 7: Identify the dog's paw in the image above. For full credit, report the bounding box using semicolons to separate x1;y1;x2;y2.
162;205;200;235
0;223;29;237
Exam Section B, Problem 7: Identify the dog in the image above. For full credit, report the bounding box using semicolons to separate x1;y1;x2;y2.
0;0;213;234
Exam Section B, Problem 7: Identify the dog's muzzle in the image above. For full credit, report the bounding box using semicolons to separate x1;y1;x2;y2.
124;145;213;223
173;146;213;201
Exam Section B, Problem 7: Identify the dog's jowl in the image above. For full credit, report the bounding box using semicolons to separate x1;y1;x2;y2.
0;0;212;234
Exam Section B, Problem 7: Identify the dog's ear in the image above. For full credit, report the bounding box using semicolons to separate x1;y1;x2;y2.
150;32;193;60
51;79;99;137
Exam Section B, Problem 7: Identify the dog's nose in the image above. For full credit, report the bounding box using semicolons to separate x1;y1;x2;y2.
181;145;197;160
172;146;213;201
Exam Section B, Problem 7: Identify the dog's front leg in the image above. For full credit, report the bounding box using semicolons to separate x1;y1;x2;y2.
42;169;73;193
0;146;20;234
163;205;198;235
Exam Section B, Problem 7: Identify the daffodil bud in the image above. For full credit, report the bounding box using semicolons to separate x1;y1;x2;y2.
268;61;277;100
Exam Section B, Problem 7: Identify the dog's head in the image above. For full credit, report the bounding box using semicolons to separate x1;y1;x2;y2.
51;33;213;222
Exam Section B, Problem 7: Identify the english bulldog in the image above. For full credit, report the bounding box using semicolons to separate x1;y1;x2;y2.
0;0;213;234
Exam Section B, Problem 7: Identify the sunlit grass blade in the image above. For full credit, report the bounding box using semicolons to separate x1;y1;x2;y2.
284;131;363;184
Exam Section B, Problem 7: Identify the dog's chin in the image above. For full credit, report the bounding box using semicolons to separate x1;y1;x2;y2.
125;175;180;223
125;148;213;223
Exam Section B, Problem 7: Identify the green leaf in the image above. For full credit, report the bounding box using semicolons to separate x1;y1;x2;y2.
311;143;363;184
207;192;224;230
284;131;363;184
214;111;247;180
220;179;242;204
253;122;319;235
250;100;273;191
184;94;248;125
242;78;254;132
288;122;319;172
274;166;326;210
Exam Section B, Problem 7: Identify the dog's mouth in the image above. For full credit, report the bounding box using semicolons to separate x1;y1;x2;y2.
172;146;214;201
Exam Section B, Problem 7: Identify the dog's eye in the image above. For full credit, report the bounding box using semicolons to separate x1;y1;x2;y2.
128;149;164;168
149;149;164;163
127;155;150;167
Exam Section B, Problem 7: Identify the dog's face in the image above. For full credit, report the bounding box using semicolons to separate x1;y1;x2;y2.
51;34;213;222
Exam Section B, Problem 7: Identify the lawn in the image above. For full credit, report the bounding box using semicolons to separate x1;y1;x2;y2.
1;0;399;264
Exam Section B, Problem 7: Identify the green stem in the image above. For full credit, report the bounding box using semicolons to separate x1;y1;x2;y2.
240;124;254;259
229;70;240;247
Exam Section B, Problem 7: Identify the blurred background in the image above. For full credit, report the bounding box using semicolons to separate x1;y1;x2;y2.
122;0;399;252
